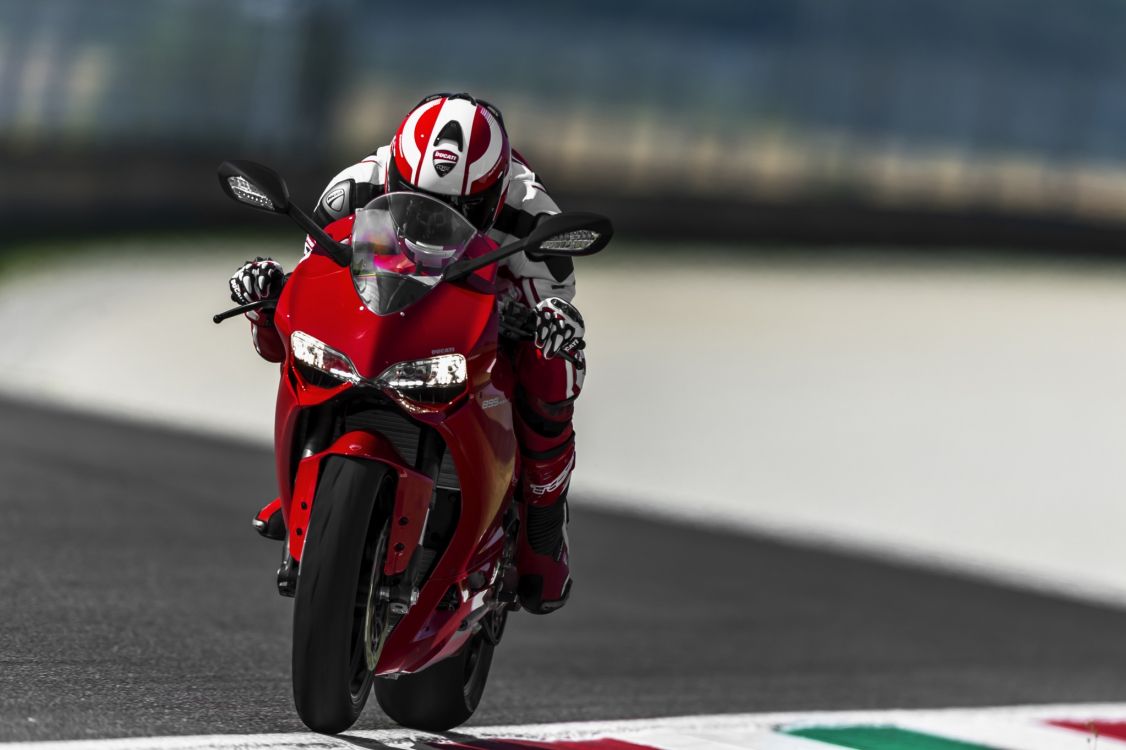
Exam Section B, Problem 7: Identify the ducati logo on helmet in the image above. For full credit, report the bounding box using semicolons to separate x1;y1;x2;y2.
432;149;459;177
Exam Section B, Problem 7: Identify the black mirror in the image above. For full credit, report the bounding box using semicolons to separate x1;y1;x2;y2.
216;159;351;267
217;160;291;214
441;211;613;283
525;212;613;257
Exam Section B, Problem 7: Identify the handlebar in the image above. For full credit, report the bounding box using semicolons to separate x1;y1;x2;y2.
212;298;277;324
213;296;581;365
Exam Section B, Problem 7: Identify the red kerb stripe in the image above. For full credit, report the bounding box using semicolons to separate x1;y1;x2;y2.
1050;720;1126;740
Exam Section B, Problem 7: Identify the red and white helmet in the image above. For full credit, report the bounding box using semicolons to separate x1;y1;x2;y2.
387;93;511;232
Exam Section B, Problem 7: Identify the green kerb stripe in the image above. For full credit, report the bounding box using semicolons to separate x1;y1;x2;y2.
786;726;998;750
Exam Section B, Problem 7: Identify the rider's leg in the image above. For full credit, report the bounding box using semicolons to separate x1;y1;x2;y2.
513;342;584;614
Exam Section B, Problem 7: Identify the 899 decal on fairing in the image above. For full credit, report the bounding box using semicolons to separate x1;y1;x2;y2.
213;160;611;733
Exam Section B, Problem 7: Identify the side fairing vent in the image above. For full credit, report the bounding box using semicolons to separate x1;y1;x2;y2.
344;407;459;490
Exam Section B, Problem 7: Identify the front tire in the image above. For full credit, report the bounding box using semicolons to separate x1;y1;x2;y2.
292;457;392;734
374;631;496;732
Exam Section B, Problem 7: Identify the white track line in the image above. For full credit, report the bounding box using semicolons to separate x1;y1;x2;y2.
628;729;831;750
6;703;1126;750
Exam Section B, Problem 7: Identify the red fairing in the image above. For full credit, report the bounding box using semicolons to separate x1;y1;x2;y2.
254;497;282;524
375;384;518;674
266;214;528;676
285;431;435;566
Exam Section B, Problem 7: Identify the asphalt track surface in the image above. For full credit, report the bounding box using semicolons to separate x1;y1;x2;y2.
3;397;1126;742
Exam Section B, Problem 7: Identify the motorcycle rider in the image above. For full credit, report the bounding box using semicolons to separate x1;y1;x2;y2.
229;93;584;614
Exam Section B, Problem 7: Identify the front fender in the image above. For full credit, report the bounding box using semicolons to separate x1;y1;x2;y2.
286;430;433;567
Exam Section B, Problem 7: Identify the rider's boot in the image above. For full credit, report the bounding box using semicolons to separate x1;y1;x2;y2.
253;497;286;540
515;425;575;615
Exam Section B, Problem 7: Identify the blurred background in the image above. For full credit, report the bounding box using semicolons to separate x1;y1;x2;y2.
6;0;1126;247
8;1;1126;738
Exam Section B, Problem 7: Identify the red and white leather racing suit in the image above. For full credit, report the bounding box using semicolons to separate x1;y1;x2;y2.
249;146;582;613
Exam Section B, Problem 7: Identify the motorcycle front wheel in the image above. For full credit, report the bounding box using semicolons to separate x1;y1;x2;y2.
292;457;392;734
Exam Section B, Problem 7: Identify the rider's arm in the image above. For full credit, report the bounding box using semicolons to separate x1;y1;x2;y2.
230;258;287;363
311;149;389;228
250;316;285;363
489;154;576;306
296;149;391;270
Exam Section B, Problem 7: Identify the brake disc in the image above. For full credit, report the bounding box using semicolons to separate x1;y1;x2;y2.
363;522;393;672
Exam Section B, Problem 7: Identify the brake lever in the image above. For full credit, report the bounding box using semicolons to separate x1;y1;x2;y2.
498;298;537;340
555;338;586;366
212;298;277;324
555;347;584;367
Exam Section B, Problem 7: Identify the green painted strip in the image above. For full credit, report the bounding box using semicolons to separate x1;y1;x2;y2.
786;726;998;750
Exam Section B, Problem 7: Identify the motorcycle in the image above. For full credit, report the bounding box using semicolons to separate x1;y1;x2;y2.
213;161;611;733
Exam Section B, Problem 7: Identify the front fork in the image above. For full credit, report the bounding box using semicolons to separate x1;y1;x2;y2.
278;421;435;599
276;409;336;596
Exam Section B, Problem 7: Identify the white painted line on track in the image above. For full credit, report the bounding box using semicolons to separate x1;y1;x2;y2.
628;728;830;750
7;703;1126;750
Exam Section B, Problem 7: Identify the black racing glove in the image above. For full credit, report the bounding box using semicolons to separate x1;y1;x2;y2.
534;297;585;360
229;257;284;305
229;257;284;323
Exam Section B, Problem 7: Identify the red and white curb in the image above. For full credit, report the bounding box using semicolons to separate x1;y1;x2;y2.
5;703;1126;750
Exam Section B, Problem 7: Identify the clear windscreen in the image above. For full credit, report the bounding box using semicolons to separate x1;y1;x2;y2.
351;192;478;315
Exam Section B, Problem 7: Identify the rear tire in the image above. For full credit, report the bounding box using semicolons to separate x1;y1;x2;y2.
292;457;391;734
374;632;495;732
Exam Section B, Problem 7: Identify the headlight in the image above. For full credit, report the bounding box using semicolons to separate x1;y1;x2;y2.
376;354;467;404
291;331;361;385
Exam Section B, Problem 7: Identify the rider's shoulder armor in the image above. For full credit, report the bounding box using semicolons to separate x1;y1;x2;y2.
489;156;574;284
313;148;390;227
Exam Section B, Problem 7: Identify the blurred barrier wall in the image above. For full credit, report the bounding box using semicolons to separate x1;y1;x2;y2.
4;0;1126;247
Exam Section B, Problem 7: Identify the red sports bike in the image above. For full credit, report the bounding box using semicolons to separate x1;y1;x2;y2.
213;161;610;734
